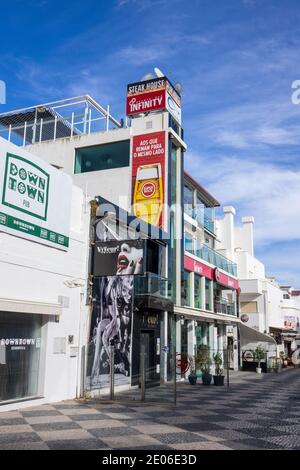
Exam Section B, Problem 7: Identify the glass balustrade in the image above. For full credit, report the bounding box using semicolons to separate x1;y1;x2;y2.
185;243;237;277
214;298;236;316
134;273;172;299
184;205;215;234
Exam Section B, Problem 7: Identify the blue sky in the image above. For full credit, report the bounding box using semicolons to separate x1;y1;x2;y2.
1;0;300;286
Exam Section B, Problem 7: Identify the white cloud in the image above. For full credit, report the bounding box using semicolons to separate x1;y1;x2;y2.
185;151;300;246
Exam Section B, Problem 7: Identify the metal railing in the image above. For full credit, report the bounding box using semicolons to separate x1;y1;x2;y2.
214;298;236;316
184;205;215;234
0;95;124;147
185;243;237;277
134;273;172;299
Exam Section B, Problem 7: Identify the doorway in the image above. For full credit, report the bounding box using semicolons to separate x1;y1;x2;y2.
140;330;156;386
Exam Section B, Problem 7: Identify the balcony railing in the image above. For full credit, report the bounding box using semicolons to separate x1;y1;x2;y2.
184;205;215;234
185;243;237;277
204;214;214;233
0;96;122;147
134;273;172;299
214;298;236;316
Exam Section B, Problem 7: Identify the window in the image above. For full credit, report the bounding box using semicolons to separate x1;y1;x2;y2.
74;140;130;173
0;313;42;403
146;240;165;277
195;195;204;224
184;185;194;217
181;270;191;307
240;302;258;313
194;274;202;309
205;278;213;311
184;232;193;254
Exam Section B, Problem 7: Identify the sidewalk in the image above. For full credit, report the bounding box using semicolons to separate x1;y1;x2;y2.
0;367;299;450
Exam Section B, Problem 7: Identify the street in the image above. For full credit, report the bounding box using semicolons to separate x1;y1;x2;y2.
0;368;299;450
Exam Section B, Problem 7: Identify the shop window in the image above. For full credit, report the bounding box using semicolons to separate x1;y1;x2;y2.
0;313;42;403
145;240;165;277
205;278;213;311
195;323;202;349
74;140;130;173
194;274;202;309
181;270;191;307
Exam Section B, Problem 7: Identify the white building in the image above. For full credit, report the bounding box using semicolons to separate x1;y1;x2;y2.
216;207;299;369
0;138;90;411
0;90;241;394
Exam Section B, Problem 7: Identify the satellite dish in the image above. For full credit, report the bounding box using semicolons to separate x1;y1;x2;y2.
154;67;165;78
174;82;182;95
141;73;154;81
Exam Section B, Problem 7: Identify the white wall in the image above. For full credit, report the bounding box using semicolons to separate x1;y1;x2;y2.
26;128;132;210
26;128;131;174
235;251;265;280
0;185;90;408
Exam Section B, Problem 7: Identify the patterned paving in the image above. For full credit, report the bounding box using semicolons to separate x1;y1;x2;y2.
0;368;299;450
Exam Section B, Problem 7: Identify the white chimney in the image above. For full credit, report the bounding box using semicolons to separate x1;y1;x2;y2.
222;206;236;261
242;216;254;256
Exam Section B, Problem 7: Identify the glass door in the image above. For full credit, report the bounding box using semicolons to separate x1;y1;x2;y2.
0;312;42;403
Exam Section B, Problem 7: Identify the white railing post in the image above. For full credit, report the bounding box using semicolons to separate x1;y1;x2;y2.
8;124;11;142
83;102;88;134
32;115;37;144
106;105;109;132
88;109;92;134
39;119;43;143
71;112;74;137
23;121;27;146
54;115;57;141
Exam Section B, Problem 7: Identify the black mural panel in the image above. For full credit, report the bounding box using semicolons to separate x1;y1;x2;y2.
86;275;133;389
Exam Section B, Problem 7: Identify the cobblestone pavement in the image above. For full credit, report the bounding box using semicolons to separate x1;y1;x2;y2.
0;368;299;450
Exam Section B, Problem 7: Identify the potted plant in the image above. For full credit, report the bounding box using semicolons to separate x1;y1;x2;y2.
213;352;225;385
274;357;282;373
254;345;265;374
279;351;286;368
188;355;197;385
196;345;212;385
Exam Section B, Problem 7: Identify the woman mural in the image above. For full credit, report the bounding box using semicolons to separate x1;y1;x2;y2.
89;240;143;388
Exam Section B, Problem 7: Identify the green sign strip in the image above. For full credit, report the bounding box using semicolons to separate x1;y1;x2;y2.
0;211;69;248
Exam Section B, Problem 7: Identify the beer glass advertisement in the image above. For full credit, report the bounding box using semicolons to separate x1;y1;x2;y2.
87;275;133;388
93;240;145;276
131;131;166;228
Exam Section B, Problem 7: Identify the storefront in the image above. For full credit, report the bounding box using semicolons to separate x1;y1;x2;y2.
85;206;174;395
0;312;42;403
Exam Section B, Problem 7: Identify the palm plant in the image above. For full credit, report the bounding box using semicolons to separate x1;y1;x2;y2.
254;345;266;368
196;345;212;374
213;352;223;376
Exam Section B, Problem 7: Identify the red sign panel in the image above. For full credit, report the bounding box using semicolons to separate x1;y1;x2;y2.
131;131;166;228
126;89;166;116
184;255;239;290
184;256;214;280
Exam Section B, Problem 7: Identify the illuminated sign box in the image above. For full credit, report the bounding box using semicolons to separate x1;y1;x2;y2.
126;77;181;125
